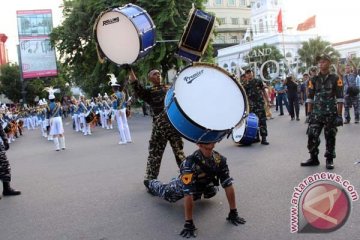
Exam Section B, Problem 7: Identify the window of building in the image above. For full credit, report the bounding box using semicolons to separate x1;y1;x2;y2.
244;18;250;25
216;35;225;43
230;35;238;43
240;0;246;6
231;18;239;25
218;18;226;25
215;0;223;5
228;0;236;6
259;19;264;33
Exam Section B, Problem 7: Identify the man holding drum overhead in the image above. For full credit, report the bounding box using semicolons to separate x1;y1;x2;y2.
129;68;186;182
243;69;270;145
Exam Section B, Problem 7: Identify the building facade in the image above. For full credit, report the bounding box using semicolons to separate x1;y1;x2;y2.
205;0;252;49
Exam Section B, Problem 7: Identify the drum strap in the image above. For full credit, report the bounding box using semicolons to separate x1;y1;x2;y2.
51;106;60;118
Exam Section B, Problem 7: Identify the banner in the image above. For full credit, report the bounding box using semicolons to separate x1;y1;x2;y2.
277;9;283;33
16;9;58;79
297;15;316;31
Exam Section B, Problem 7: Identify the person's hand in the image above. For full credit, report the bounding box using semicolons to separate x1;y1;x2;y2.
336;115;343;127
179;220;197;238
3;140;9;151
226;209;246;226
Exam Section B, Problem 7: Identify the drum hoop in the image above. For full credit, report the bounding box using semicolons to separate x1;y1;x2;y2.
175;62;249;126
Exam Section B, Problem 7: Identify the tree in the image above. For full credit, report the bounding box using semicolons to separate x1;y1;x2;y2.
0;63;70;105
297;36;340;68
0;64;22;103
50;0;211;97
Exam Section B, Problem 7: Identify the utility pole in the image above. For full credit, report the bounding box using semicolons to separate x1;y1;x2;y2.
17;44;26;106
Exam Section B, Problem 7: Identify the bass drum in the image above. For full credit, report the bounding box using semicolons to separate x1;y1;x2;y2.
176;8;215;62
232;113;259;145
94;4;156;65
165;62;248;143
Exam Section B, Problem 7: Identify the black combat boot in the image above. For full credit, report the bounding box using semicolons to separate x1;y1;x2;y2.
261;136;269;145
301;155;320;167
326;158;334;169
2;182;21;196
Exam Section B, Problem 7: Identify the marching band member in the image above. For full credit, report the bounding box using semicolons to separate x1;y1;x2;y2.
103;93;113;130
108;73;130;144
44;87;66;151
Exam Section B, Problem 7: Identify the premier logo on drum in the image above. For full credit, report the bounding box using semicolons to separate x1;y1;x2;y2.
184;70;204;84
290;172;358;233
102;17;119;26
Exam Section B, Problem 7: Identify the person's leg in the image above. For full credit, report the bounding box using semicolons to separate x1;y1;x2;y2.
324;122;337;169
145;120;167;180
344;97;351;123
301;121;323;166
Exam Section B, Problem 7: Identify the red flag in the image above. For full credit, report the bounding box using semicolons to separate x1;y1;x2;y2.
277;9;283;33
297;15;316;31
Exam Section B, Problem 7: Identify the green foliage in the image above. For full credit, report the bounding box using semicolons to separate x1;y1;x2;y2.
51;0;211;96
297;36;340;67
0;64;22;103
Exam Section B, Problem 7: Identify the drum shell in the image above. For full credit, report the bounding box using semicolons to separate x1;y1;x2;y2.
85;112;94;123
177;9;215;62
119;5;156;56
232;113;259;145
165;87;228;143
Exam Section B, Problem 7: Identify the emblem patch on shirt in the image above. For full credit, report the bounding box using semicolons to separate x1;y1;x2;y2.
308;81;313;89
337;78;343;87
181;173;193;185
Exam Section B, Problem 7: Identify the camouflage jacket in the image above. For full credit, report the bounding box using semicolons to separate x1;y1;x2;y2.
306;73;344;116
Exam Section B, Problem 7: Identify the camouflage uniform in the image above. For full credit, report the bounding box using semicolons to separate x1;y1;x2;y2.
343;73;359;123
306;73;344;159
0;124;11;183
243;78;268;138
131;81;185;180
147;149;233;202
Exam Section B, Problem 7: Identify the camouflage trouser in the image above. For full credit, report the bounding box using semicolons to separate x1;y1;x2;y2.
344;95;359;121
145;113;186;180
0;144;11;182
148;178;184;202
307;115;337;159
148;178;218;202
254;107;267;137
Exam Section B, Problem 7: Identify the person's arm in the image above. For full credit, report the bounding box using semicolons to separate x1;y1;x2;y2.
225;185;236;210
184;195;194;221
225;185;246;226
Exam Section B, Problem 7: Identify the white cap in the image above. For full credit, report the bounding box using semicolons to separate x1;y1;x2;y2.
49;94;55;100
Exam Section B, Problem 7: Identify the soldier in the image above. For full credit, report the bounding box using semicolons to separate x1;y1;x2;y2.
0;122;21;199
144;142;246;238
301;54;344;169
129;68;186;182
243;69;270;145
343;62;359;124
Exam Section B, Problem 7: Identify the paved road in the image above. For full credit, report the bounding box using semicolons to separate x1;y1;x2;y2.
0;107;359;240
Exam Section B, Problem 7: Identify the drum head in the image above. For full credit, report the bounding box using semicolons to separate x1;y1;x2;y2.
96;10;140;65
232;123;246;143
174;63;246;130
